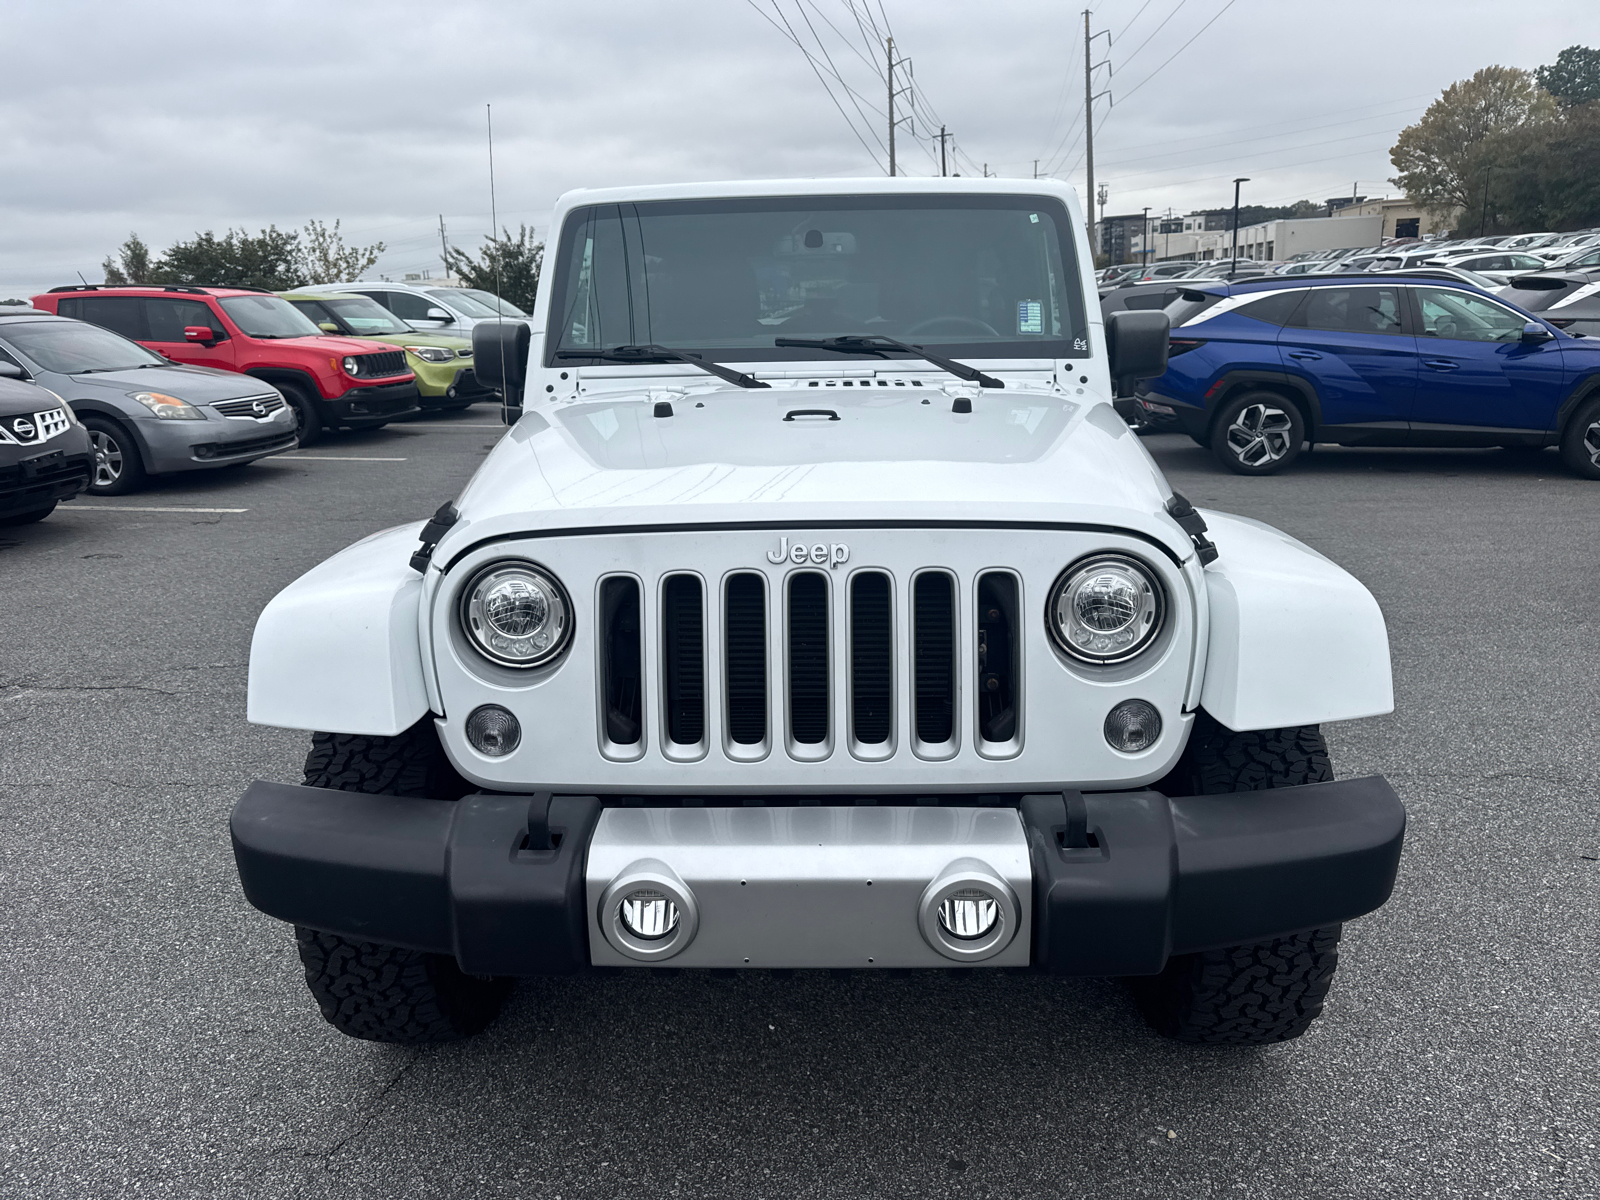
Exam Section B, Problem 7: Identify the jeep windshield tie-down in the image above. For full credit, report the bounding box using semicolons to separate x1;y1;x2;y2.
231;179;1403;1050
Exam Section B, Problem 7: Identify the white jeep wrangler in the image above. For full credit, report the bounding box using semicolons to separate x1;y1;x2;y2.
232;179;1404;1046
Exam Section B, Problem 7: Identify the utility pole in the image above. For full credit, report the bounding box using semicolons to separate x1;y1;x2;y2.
1096;182;1109;256
983;163;989;178
1141;206;1151;267
886;38;913;177
438;215;450;279
1085;11;1111;244
1230;177;1249;278
938;126;949;177
1034;159;1040;179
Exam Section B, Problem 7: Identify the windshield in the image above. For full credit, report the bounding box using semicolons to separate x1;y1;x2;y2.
1;320;164;374
218;295;322;338
548;194;1090;364
294;296;412;336
427;288;526;318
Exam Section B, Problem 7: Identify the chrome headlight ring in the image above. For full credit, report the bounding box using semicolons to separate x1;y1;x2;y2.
459;560;574;669
1046;553;1166;665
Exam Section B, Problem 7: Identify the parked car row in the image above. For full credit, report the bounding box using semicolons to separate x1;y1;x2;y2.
0;280;521;522
1117;274;1600;481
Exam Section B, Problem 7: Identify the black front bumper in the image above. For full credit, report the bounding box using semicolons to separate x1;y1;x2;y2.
231;777;1405;978
0;444;93;517
326;381;422;427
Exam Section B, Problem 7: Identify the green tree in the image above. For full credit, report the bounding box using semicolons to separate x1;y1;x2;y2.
299;219;385;285
1390;66;1559;229
1;298;30;306
152;226;304;290
1536;45;1600;108
102;233;154;285
445;225;543;313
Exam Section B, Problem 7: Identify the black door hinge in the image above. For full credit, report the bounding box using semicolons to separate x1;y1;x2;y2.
409;502;460;574
1165;492;1219;566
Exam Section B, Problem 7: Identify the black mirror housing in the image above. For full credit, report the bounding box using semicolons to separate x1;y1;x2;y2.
1521;321;1554;343
1105;309;1171;397
472;320;531;423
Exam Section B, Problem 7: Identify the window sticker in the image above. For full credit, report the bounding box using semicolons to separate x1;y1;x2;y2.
1018;300;1043;334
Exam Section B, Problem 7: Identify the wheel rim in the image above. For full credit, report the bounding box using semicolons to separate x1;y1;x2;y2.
1225;403;1293;467
90;430;123;486
1583;419;1600;468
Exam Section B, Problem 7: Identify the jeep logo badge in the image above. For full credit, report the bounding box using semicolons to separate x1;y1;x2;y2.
766;536;849;568
12;416;36;440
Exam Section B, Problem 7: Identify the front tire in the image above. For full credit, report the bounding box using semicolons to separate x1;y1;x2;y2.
1134;711;1342;1045
1558;394;1600;480
277;380;323;447
1209;391;1305;475
293;720;511;1044
83;417;147;495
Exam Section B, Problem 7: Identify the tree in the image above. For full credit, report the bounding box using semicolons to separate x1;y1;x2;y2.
1536;45;1600;108
1;298;29;306
1389;66;1559;227
299;219;385;285
102;233;154;285
445;225;543;313
145;226;304;290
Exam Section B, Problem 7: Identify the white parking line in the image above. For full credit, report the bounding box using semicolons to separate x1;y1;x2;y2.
70;505;250;513
277;455;408;461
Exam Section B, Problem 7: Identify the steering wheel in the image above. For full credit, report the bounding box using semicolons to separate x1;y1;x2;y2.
903;315;1001;337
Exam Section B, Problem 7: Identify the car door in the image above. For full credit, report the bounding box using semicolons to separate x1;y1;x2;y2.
1276;284;1416;443
375;289;462;334
141;296;233;369
1407;286;1566;437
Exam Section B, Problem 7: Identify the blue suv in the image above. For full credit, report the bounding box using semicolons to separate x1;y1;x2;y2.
1133;275;1600;479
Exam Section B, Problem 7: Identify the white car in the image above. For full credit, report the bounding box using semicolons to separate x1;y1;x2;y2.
315;280;527;338
231;179;1405;1048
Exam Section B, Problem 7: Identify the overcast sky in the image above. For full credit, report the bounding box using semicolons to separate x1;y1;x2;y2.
2;0;1591;298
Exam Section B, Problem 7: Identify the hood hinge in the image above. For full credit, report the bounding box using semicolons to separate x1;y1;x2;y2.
409;502;460;574
1165;492;1218;566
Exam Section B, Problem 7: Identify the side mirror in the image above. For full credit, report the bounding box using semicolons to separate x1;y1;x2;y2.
183;326;216;344
1105;309;1171;397
1521;322;1555;343
318;322;341;334
472;319;530;423
424;307;453;322
0;361;23;379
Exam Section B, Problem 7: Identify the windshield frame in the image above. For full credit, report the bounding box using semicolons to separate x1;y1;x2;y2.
291;295;415;337
0;318;167;375
217;294;323;339
545;193;1090;367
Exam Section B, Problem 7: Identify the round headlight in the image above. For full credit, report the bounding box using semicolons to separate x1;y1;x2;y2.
1047;555;1164;663
460;561;573;668
341;356;360;375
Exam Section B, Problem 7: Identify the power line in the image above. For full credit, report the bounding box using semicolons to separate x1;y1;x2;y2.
1120;0;1238;102
1117;0;1189;70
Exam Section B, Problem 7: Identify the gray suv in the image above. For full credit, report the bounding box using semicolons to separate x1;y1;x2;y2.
0;311;297;495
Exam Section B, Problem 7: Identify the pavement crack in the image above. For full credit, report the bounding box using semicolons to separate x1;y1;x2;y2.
0;679;180;698
303;1050;426;1178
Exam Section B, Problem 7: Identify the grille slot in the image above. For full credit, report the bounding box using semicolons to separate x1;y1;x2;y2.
977;572;1020;745
212;394;286;418
787;573;830;745
850;572;893;746
354;350;408;378
913;572;956;746
599;577;642;748
661;575;705;746
724;573;767;746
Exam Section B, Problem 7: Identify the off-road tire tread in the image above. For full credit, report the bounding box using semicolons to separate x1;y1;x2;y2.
294;721;504;1045
1133;926;1343;1044
1165;710;1332;795
295;928;511;1044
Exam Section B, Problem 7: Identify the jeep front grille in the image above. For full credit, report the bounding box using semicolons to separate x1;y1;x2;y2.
602;563;1008;762
352;350;408;378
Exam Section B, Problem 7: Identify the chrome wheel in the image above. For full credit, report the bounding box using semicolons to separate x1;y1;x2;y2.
90;429;124;487
1225;403;1294;468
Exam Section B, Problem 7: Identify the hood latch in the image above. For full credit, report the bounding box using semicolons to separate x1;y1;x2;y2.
409;502;460;574
1165;492;1218;566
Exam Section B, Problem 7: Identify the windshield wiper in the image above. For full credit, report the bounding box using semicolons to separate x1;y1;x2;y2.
553;344;770;389
773;335;1004;388
75;366;148;374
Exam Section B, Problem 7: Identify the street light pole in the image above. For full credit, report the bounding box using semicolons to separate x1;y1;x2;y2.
1230;177;1250;279
1141;206;1151;268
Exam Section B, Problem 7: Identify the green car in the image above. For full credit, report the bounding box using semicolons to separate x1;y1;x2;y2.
279;291;496;411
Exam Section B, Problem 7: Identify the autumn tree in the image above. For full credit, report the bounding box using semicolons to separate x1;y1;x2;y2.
445;225;543;313
1389;66;1558;228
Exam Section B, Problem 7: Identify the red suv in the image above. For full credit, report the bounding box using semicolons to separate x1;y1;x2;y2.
30;285;420;445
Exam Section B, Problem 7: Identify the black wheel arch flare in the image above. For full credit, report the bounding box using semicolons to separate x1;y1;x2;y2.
1206;370;1323;442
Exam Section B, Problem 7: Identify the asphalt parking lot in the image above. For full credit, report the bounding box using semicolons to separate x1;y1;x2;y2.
2;414;1596;1199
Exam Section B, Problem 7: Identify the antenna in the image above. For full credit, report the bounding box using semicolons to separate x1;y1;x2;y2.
77;271;89;285
487;103;512;425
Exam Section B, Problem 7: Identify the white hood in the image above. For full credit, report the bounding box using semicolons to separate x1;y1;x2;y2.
435;378;1192;564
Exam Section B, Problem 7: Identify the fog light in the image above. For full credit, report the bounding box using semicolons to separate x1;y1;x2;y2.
937;889;999;940
1104;699;1161;753
619;890;679;940
465;704;520;756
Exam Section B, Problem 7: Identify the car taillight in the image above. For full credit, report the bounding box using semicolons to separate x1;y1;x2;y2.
1168;338;1205;357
